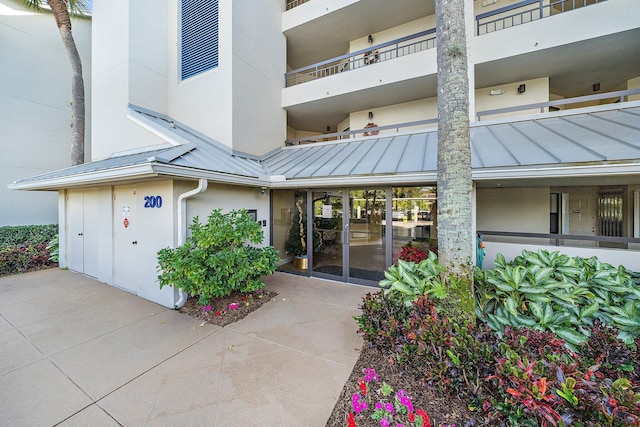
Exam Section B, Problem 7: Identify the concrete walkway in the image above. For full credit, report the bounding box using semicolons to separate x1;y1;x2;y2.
0;269;372;426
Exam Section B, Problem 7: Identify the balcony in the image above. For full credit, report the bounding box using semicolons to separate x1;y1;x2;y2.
285;29;436;87
285;88;640;146
476;0;607;35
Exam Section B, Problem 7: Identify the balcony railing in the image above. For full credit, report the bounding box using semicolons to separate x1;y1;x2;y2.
286;0;310;10
285;118;438;146
479;230;640;249
285;29;436;87
476;88;640;121
476;0;607;35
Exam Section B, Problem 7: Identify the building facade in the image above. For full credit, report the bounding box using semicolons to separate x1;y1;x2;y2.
0;0;91;225
10;0;640;308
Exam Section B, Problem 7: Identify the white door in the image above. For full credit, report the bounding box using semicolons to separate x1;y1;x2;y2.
67;191;84;273
66;190;100;278
113;186;139;294
113;184;175;307
82;189;100;278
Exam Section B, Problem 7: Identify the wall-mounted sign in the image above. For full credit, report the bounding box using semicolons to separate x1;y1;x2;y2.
122;206;130;217
143;196;163;208
322;204;332;218
123;218;130;229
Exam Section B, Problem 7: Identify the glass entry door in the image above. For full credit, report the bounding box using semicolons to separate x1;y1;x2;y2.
348;189;387;282
312;191;345;279
310;188;388;284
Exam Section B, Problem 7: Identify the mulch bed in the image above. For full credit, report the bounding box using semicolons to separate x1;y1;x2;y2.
326;345;475;427
178;289;278;327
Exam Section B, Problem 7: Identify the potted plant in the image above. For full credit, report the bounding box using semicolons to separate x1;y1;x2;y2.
285;194;321;269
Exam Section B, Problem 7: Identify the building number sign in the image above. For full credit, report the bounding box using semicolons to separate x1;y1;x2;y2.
144;195;163;208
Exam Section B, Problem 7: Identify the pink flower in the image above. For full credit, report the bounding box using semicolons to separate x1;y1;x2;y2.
228;302;239;310
351;393;368;414
397;389;413;413
363;367;379;382
380;418;390;427
201;305;212;312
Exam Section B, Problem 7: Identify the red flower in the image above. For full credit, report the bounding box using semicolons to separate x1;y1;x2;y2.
415;409;430;427
347;412;357;427
242;296;247;301
358;378;367;395
408;412;415;422
215;310;222;317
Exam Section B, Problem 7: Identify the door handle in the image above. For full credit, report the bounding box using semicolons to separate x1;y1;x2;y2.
78;233;83;236
132;241;138;245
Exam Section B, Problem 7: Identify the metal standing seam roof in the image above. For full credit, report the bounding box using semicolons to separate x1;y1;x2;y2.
262;105;640;179
9;103;640;190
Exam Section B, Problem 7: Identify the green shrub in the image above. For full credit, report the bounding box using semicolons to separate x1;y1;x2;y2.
475;249;640;347
356;291;640;426
157;209;279;304
379;252;448;307
0;244;52;276
0;224;58;247
46;235;59;263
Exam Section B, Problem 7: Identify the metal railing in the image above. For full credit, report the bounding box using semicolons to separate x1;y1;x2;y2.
476;0;607;35
479;230;640;248
285;118;438;146
286;0;310;10
285;29;436;87
476;88;640;121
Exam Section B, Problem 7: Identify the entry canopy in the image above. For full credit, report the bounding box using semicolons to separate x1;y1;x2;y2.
9;102;640;191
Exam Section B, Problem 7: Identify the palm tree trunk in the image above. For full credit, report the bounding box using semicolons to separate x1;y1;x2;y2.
435;0;474;323
48;0;85;166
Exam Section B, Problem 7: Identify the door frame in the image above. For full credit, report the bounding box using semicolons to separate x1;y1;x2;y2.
306;187;393;287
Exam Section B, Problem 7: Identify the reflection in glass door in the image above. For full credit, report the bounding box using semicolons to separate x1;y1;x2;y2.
348;189;387;282
312;191;344;279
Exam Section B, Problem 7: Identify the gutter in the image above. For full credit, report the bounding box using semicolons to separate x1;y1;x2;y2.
173;178;208;309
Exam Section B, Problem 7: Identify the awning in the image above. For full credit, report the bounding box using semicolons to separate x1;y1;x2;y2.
9;102;640;191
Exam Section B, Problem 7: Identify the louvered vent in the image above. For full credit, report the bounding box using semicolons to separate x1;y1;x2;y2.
181;0;219;80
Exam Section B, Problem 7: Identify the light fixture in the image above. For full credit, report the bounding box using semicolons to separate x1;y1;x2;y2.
593;83;600;92
367;34;373;44
517;84;526;94
260;187;267;196
489;89;505;96
368;111;374;120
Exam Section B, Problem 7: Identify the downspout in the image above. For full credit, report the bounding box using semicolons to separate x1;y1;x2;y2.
174;178;208;309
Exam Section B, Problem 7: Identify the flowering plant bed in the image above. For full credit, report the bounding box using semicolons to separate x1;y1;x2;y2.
179;289;277;327
326;346;472;426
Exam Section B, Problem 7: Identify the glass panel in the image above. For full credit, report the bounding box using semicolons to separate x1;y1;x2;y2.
391;186;437;263
348;189;386;281
312;191;344;277
275;190;310;273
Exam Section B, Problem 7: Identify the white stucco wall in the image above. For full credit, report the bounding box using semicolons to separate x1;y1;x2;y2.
477;186;550;233
231;0;286;155
0;0;92;225
92;0;166;160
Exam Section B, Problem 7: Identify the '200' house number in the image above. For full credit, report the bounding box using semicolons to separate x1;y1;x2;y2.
143;195;163;208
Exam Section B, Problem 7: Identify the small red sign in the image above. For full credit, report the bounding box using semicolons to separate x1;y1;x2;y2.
123;218;130;229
